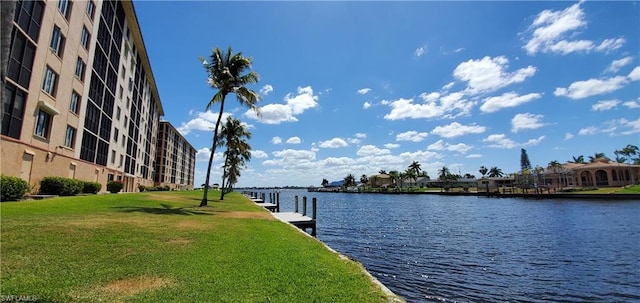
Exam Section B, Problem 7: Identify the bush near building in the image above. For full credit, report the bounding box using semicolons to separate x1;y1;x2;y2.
1;175;29;201
107;181;124;193
82;181;102;194
40;177;84;196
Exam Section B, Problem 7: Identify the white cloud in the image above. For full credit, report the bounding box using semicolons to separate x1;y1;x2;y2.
357;88;372;95
260;84;274;96
564;132;574;141
383;93;474;120
251;150;268;158
441;82;455;91
286;136;302;144
355;133;367;139
427;139;472;154
480;92;542;113
578;126;598;135
415;46;427;57
623;100;640;109
466;154;482;158
272;149;316;161
196;147;211;161
453;56;536;94
482;134;518;149
523;1;625;55
384;143;400;149
431;122;486;138
606;57;633;73
524;135;545;146
554;76;629;100
396;130;429;142
271;137;283;144
628;66;640;81
318;138;348;148
246;86;319;124
356;145;391;156
617;118;640;135
177;111;232;135
511;113;545;133
363;102;372;109
591;99;619;111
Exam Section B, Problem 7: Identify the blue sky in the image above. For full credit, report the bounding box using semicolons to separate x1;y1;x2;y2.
134;1;639;187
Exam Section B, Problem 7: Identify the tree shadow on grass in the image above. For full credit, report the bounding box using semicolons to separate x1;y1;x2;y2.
113;203;214;216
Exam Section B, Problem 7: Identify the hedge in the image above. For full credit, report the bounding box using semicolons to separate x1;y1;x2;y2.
82;181;102;194
40;177;84;196
1;175;29;201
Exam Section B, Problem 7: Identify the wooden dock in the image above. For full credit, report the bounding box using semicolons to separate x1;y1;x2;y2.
244;192;317;237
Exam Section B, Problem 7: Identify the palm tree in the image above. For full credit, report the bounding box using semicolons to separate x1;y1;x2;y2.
488;167;503;178
570;155;585;164
619;144;639;164
378;170;387;175
321;178;329;187
404;169;417;187
200;47;260;206
388;171;400;187
343;174;356;188
408;161;422;175
360;174;369;190
479;166;488;177
217;117;251;200
438;166;450;181
588;152;608;163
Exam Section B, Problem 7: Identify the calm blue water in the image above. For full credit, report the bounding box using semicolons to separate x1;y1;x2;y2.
254;189;640;303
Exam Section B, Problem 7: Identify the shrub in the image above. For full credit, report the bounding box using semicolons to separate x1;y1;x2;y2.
1;175;29;201
83;181;102;194
107;181;124;193
138;184;146;192
40;177;83;196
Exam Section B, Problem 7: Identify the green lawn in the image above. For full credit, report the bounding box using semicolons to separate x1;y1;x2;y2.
1;191;401;302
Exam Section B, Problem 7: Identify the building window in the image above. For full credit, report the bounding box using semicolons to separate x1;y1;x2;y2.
81;26;90;49
42;66;58;96
58;0;72;19
75;57;86;81
15;0;45;42
7;29;36;89
111;150;116;164
118;86;123;99
114;128;119;142
69;91;80;114
64;125;76;148
50;25;65;57
35;109;52;138
119;154;124;167
116;106;121;120
86;1;95;20
2;83;27;139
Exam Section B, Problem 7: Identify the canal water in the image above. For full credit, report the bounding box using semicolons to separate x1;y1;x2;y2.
258;189;640;303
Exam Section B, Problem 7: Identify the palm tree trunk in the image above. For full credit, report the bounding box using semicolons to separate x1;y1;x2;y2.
200;97;226;206
219;155;229;200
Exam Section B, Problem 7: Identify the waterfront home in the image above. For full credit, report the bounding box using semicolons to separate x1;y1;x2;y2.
561;159;639;187
477;177;516;193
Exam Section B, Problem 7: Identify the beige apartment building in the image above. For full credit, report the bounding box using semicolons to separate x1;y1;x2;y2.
154;121;196;190
2;0;193;193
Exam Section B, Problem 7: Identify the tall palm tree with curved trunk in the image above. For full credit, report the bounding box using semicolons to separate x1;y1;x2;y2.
217;117;252;200
199;47;260;206
488;167;503;178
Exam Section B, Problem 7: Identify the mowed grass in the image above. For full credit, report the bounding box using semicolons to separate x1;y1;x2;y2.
1;191;399;302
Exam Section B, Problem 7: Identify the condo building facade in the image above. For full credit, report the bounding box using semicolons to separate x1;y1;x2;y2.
2;0;195;192
154;121;196;190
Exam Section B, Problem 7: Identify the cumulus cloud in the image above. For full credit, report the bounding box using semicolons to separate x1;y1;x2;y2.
357;145;391;156
245;86;319;124
260;84;274;96
427;139;473;154
591;100;619;111
286;136;302;144
564;132;574;140
431;122;486;138
177;111;232;135
251;150;268;158
384;143;400;149
396;130;429;142
523;1;625;55
196;147;211;161
318;138;348;148
623;100;640;109
524;136;545;146
578;119;640;136
383;93;474;120
357;88;372;95
355;133;367;138
480;92;542;113
363;101;372;109
271;137;283;144
629;66;640;81
606;57;633;73
482;134;519;149
578;126;598;135
466;154;482;158
453;56;536;94
272;149;316;161
511;113;545;133
554;76;629;99
415;46;427;57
